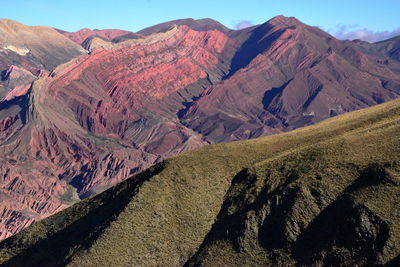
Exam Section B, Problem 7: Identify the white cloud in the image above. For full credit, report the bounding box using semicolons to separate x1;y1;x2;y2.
234;20;254;30
330;25;400;43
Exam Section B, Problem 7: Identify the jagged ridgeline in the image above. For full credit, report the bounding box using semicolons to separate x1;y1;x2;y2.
1;97;399;266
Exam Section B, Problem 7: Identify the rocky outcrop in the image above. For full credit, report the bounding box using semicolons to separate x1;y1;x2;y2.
81;37;113;52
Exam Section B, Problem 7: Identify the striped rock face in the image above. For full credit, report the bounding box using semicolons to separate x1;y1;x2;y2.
0;16;400;240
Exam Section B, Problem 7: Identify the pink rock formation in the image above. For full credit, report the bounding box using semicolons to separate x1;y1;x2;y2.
0;16;400;240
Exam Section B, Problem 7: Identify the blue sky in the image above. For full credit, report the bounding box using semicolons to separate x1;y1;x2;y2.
1;0;399;42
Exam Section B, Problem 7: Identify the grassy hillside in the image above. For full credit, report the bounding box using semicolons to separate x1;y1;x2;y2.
1;99;400;266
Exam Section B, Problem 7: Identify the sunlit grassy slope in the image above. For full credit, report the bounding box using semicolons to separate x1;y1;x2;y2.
1;98;400;266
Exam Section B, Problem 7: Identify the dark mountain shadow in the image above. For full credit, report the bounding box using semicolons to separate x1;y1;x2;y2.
0;87;31;125
224;24;287;79
262;79;292;111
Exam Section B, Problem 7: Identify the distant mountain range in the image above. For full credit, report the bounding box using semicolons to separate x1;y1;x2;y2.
0;15;400;241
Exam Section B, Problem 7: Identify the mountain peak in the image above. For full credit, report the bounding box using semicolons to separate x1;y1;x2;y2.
0;19;24;27
0;19;30;34
267;15;302;27
60;28;140;45
137;18;230;35
77;27;92;32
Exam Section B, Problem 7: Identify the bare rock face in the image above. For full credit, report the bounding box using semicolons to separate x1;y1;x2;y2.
0;16;400;240
81;37;113;52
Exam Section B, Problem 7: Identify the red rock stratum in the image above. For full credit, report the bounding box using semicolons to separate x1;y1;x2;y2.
0;16;400;240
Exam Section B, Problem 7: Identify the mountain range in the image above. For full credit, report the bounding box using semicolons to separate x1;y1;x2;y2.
0;15;400;242
1;96;399;266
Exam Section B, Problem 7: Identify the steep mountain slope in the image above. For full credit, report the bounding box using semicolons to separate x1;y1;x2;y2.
180;16;400;141
1;98;399;266
0;25;231;239
0;20;85;239
0;15;400;240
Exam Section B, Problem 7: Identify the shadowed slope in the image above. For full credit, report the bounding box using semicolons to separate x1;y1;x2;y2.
1;98;400;266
